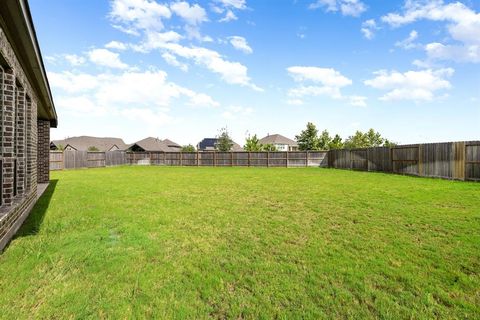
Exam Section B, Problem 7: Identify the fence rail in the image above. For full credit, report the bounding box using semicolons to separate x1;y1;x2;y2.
50;140;480;181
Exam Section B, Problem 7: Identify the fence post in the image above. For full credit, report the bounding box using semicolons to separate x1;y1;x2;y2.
180;152;183;166
248;152;251;167
267;152;270;168
214;151;217;167
306;151;309;167
231;152;233;167
197;151;199;167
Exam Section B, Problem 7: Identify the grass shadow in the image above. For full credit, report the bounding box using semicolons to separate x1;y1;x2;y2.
15;179;58;237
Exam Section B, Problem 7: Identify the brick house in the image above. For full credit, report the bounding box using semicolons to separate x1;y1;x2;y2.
0;1;57;250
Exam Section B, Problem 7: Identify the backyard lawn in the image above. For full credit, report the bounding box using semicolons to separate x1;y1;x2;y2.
0;166;479;319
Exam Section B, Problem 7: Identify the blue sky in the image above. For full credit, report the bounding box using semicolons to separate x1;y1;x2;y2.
30;0;480;145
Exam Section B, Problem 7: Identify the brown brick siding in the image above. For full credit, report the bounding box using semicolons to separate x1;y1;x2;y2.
0;22;46;251
37;120;50;183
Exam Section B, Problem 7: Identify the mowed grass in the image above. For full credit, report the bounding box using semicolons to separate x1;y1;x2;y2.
0;167;479;319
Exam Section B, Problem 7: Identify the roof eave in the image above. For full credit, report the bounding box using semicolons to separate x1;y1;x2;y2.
0;0;57;127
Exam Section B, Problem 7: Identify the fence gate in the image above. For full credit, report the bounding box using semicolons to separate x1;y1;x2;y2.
465;142;480;181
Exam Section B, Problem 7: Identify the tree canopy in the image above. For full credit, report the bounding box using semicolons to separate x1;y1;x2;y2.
216;127;234;152
296;122;396;150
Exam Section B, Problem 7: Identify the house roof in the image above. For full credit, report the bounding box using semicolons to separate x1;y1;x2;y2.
0;0;57;127
197;138;243;151
129;137;177;152
259;134;297;146
163;139;181;148
52;136;129;151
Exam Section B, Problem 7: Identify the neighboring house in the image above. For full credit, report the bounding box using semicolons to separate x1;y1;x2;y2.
50;136;129;151
127;137;181;152
259;134;298;151
197;138;243;152
162;139;181;151
0;1;58;250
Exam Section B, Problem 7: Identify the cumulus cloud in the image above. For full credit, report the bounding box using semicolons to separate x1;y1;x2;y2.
216;0;247;10
309;0;367;17
214;0;246;22
109;0;172;34
50;69;219;126
395;30;419;50
219;10;238;22
87;48;129;69
108;0;259;89
170;1;208;25
361;19;378;40
105;41;128;50
364;68;454;101
228;36;253;54
382;0;480;63
64;54;86;66
287;66;365;106
162;52;189;71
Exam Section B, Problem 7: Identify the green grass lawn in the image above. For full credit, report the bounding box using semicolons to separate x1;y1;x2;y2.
0;166;479;319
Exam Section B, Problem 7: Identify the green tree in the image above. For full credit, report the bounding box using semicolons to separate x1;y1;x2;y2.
328;134;344;150
181;144;196;152
244;134;263;151
365;128;385;147
295;122;320;151
344;131;369;149
216;127;234;151
88;146;100;151
318;130;332;150
262;144;277;151
56;144;65;151
383;139;397;147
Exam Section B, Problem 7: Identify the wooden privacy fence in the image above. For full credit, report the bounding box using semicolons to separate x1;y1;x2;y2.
50;151;128;170
49;140;480;181
328;141;480;181
125;151;328;167
50;150;328;170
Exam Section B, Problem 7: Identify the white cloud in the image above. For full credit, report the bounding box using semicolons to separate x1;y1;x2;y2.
287;66;363;106
219;10;238;22
364;68;454;101
216;0;247;10
158;42;261;90
348;95;367;107
48;71;100;93
88;48;129;69
222;105;254;119
50;69;219;127
162;52;188;71
361;19;378;40
229;36;253;54
395;30;419;49
287;66;352;87
309;0;367;17
105;41;128;50
170;1;208;25
425;42;480;63
107;0;259;90
382;0;480;63
109;0;172;34
64;54;86;66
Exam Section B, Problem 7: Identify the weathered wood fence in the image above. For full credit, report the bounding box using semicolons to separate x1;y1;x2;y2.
50;150;328;170
328;141;480;181
49;140;480;181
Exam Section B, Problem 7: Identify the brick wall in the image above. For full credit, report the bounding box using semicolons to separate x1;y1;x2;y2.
37;120;50;183
0;23;46;251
